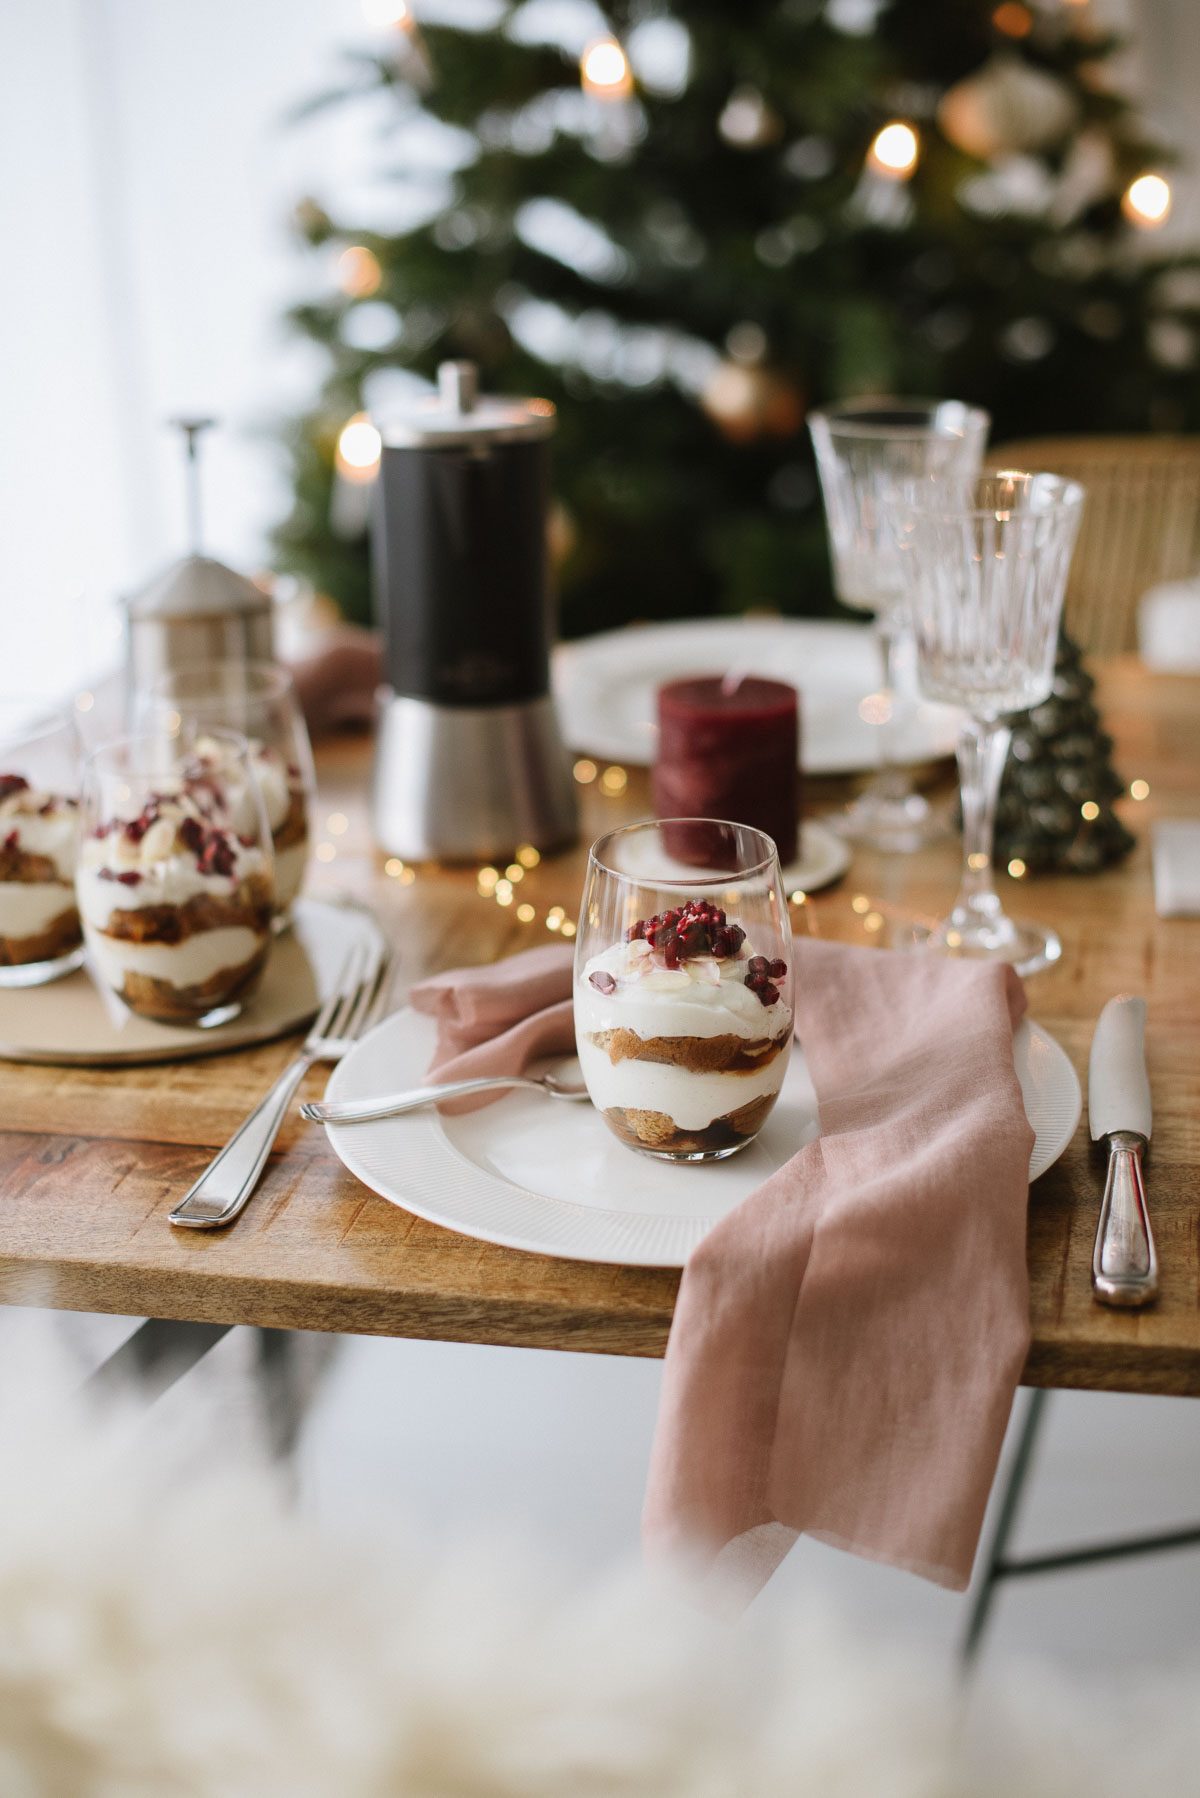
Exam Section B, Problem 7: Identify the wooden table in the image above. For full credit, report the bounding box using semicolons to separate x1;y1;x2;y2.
2;659;1198;1394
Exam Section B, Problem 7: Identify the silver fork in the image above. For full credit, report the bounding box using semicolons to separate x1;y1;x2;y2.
168;942;393;1230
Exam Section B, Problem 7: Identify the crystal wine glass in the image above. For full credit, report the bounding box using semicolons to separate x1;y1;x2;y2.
136;661;314;920
0;702;83;986
809;398;990;851
891;471;1085;974
78;729;276;1026
574;819;793;1162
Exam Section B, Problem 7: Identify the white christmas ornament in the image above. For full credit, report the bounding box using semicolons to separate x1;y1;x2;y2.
938;55;1079;160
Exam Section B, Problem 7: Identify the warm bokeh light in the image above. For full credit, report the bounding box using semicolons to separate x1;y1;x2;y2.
362;0;411;27
336;413;382;480
337;245;382;298
505;863;525;883
1008;858;1027;879
599;765;628;796
384;857;405;877
515;843;541;868
1130;779;1150;801
858;692;893;725
517;903;535;923
573;758;598;785
789;889;807;905
580;37;633;99
1080;800;1100;821
864;912;884;934
315;842;336;863
869;121;919;179
560;920;576;938
1123;173;1172;227
327;812;349;836
851;894;871;915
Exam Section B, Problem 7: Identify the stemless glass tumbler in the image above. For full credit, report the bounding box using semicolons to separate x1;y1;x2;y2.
892;471;1085;975
136;661;314;919
78;730;276;1027
0;704;84;987
574;820;793;1162
809;398;990;851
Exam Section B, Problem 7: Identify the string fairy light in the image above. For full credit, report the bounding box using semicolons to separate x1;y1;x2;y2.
868;121;919;180
1123;173;1172;228
335;413;382;481
580;37;633;100
1130;779;1150;801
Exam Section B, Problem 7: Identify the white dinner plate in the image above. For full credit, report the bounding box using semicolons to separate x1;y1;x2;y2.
553;618;962;776
321;1008;1081;1269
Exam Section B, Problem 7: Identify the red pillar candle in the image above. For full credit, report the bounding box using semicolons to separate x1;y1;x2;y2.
652;675;801;865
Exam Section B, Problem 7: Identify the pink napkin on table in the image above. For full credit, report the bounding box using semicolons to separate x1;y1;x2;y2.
411;937;1034;1595
645;936;1034;1599
409;944;576;1114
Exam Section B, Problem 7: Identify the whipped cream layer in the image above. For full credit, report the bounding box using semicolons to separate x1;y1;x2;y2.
190;734;305;838
87;925;265;993
0;882;78;939
0;790;79;882
77;798;271;928
576;936;792;1042
577;1035;788;1132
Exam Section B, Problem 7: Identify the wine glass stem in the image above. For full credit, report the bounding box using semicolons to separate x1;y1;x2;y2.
953;716;1011;927
873;613;908;800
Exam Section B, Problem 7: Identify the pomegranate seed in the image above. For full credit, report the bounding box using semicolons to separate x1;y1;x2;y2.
769;959;787;980
0;774;29;803
589;970;617;995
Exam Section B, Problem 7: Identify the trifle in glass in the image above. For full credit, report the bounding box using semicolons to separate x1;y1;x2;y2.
0;706;84;986
574;820;793;1161
77;730;276;1026
136;661;314;918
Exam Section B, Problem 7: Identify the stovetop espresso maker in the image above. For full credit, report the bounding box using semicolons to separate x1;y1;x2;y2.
370;361;578;862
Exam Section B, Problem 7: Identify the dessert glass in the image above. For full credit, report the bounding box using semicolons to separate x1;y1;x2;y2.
136;661;314;920
575;819;794;1162
78;730;276;1027
0;704;84;987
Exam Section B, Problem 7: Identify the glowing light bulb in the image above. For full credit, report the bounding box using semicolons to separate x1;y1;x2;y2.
1123;173;1171;228
337;245;382;297
581;37;632;100
362;0;411;27
336;412;381;481
868;121;919;179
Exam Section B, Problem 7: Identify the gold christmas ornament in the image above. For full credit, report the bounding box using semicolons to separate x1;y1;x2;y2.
700;361;805;444
938;55;1079;160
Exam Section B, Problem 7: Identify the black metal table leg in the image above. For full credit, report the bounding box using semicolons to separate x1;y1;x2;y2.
961;1387;1050;1669
85;1318;232;1404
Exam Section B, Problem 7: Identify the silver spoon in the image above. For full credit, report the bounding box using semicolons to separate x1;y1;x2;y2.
300;1069;589;1126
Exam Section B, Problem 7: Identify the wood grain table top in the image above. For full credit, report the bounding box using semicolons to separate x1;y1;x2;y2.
1;657;1198;1392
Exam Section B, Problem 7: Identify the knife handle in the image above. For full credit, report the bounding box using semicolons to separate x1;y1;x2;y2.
1092;1131;1158;1308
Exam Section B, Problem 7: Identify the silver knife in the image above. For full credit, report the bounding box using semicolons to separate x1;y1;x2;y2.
1088;995;1158;1308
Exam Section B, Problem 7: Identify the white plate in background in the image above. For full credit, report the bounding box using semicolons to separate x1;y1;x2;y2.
553;617;962;776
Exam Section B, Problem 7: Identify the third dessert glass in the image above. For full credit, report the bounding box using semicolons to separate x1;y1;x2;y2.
77;731;276;1026
575;820;793;1162
136;661;314;919
0;704;83;986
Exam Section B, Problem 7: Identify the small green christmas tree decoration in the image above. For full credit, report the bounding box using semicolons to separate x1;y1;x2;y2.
273;0;1200;631
994;628;1136;875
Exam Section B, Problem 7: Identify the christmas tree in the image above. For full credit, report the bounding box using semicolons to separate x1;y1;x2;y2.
273;0;1200;633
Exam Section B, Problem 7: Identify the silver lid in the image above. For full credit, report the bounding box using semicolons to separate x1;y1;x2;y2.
377;360;556;449
124;554;271;622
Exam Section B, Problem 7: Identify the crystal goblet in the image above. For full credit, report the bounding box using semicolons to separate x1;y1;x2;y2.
809;398;990;851
892;471;1085;975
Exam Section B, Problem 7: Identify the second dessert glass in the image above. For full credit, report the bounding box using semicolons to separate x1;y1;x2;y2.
574;820;793;1162
77;730;276;1027
136;661;314;920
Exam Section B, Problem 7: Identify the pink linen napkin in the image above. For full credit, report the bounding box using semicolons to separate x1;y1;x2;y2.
409;944;576;1113
410;937;1034;1594
645;937;1034;1598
